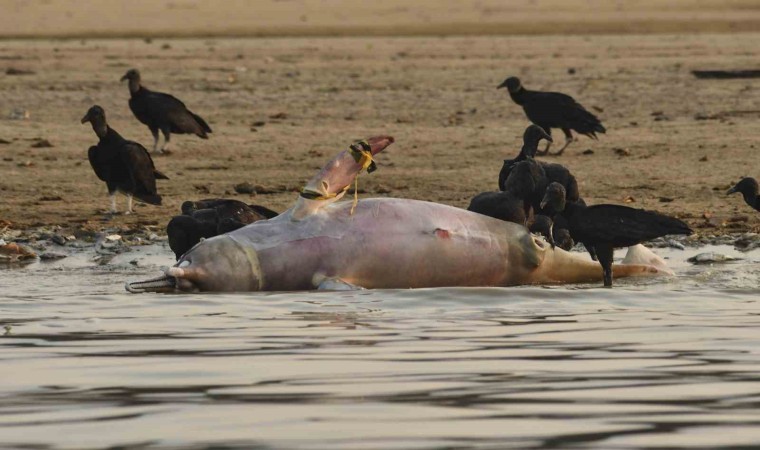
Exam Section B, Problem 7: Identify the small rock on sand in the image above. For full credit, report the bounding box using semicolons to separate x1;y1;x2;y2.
687;252;742;264
31;139;54;148
5;68;35;76
8;109;30;120
40;251;67;260
234;182;256;194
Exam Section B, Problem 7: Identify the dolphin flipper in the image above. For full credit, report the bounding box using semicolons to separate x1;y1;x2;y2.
621;244;673;275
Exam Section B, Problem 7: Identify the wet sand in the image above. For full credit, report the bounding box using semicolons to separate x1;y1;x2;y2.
0;8;759;239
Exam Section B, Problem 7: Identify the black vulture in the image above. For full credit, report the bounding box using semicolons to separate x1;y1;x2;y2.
539;182;567;215
541;187;692;287
526;184;575;251
528;215;576;251
727;177;760;212
497;77;606;155
167;199;278;259
553;227;575;251
499;125;581;209
181;198;279;220
527;214;556;248
527;214;575;251
467;191;526;225
167;215;217;261
498;124;552;190
121;69;212;154
503;157;546;220
81;105;169;214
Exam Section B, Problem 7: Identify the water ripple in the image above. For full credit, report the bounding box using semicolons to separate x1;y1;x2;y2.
0;245;758;449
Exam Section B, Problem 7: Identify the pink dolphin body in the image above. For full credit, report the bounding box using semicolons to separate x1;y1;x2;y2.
127;136;671;293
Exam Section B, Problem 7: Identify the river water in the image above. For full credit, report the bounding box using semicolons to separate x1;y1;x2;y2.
1;244;758;449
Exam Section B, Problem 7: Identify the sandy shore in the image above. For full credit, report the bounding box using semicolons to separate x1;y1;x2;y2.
0;32;758;240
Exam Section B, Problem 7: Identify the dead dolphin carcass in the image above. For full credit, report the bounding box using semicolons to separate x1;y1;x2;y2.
127;136;671;293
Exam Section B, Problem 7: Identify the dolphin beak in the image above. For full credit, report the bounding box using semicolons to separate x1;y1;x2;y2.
726;186;738;195
80;113;90;124
365;135;395;156
125;273;176;293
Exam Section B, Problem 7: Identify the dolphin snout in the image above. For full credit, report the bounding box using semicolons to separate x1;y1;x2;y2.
125;273;177;293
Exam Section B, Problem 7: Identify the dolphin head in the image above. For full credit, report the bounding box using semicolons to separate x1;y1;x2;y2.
126;235;262;293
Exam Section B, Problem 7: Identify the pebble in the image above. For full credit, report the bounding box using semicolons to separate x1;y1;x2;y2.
8;109;30;120
31;139;54;148
40;251;67;260
52;234;66;245
666;239;685;250
6;68;35;75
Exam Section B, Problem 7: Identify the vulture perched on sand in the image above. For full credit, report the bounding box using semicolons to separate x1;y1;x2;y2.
81;105;168;214
498;77;605;155
121;68;212;154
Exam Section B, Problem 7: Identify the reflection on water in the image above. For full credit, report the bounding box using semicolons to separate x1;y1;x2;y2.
0;245;759;449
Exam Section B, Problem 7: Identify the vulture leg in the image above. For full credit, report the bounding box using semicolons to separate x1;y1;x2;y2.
160;127;172;154
125;195;134;215
150;127;160;154
109;193;118;214
542;223;555;249
595;243;615;288
554;128;574;155
584;243;598;261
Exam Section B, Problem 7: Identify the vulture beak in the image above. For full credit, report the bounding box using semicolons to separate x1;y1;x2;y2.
80;113;90;124
540;190;551;210
726;186;738;195
120;74;129;82
496;81;507;89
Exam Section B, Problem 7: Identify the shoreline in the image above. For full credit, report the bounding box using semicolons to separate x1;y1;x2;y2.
3;222;758;267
